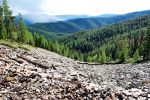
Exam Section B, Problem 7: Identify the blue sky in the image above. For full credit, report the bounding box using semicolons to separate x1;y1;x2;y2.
7;0;150;16
3;0;150;23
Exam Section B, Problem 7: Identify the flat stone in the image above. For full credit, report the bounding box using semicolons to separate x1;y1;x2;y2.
5;76;15;82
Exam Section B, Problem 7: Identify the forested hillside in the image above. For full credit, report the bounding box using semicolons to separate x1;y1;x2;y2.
59;15;150;63
28;27;58;39
29;10;150;34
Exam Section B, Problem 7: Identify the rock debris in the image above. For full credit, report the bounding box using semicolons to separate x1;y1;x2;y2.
0;45;150;100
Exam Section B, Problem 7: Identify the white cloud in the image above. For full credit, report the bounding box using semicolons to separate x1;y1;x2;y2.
41;0;150;15
6;0;150;16
8;0;45;15
3;0;150;22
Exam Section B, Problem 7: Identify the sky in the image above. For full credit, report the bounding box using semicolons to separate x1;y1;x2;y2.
2;0;150;22
7;0;150;15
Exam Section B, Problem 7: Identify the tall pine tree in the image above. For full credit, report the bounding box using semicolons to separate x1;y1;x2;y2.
143;19;150;60
133;49;140;62
0;5;6;39
2;0;13;39
18;13;29;43
121;38;129;62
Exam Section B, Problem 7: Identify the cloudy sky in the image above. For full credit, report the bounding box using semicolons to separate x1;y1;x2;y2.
7;0;150;15
3;0;150;22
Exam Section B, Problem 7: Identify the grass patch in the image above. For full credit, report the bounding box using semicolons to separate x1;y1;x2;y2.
0;40;33;51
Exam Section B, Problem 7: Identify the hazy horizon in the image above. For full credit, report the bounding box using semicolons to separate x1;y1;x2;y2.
3;0;150;22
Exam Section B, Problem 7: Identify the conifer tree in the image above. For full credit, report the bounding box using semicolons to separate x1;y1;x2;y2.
39;35;46;48
133;49;140;62
18;13;29;43
119;38;129;63
11;31;17;41
114;46;121;60
0;5;6;39
143;19;150;60
48;40;54;51
100;47;106;63
2;0;13;39
28;32;34;45
33;32;40;46
92;54;98;62
87;56;93;62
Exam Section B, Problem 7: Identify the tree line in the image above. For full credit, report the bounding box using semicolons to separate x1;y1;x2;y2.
0;0;57;50
59;15;150;63
0;0;34;44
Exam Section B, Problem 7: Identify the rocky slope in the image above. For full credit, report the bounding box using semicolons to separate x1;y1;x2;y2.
0;45;150;100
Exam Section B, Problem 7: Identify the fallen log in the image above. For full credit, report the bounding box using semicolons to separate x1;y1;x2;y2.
18;55;56;70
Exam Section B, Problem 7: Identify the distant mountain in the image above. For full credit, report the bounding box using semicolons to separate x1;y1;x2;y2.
19;14;117;24
19;14;91;24
29;10;150;35
97;14;119;17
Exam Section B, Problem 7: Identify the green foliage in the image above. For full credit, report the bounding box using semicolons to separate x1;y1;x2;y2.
28;27;58;40
2;0;14;39
0;6;6;39
133;49;140;62
18;13;29;43
11;31;17;41
59;15;150;63
60;15;149;53
28;32;34;46
118;38;129;63
39;35;47;48
100;48;107;63
143;19;150;60
0;40;32;50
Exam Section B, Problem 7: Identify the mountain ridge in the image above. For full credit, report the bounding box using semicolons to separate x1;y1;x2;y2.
29;10;150;35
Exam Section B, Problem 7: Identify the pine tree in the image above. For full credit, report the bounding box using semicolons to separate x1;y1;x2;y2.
48;40;54;51
87;56;93;62
92;54;98;62
45;40;49;49
18;13;29;43
133;49;140;62
114;46;121;60
39;35;46;48
100;47;106;63
0;5;6;39
119;38;129;63
2;0;13;39
143;19;150;60
33;32;40;46
28;32;34;45
11;31;17;41
97;52;102;62
54;41;60;53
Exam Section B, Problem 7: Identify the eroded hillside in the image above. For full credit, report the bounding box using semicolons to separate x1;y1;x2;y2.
0;45;149;100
